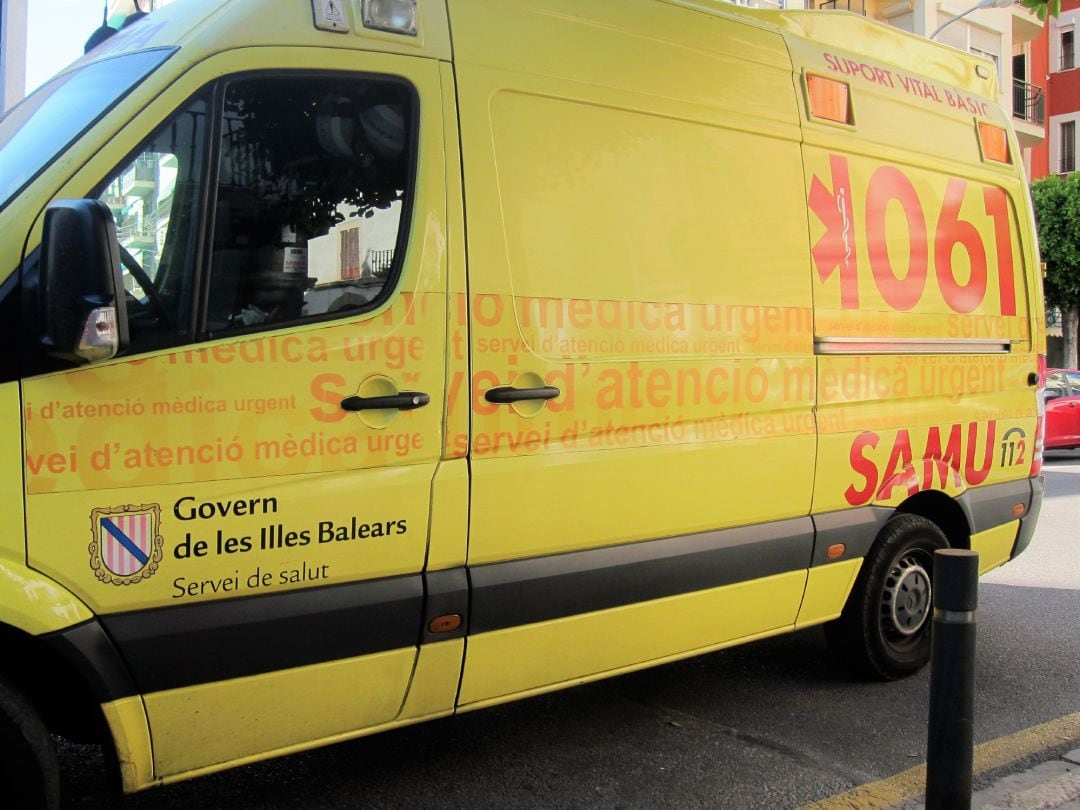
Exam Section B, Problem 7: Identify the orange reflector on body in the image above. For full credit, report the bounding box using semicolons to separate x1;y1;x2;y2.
1012;503;1026;517
428;614;462;634
978;122;1010;163
807;75;851;124
827;543;846;559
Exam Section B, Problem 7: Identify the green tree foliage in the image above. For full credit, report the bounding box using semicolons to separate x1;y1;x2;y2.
1030;176;1080;314
1018;0;1061;20
1031;175;1080;367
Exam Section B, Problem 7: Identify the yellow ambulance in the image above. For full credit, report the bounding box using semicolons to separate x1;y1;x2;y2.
0;0;1046;803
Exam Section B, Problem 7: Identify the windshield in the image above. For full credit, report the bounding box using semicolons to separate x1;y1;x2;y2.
0;48;175;213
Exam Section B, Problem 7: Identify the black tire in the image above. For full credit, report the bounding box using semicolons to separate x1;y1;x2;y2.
825;513;948;680
0;677;60;810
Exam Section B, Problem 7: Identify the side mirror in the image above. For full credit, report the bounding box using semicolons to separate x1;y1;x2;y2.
39;199;128;363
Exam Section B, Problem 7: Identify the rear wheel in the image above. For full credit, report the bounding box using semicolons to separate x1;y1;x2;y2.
825;513;948;680
0;677;60;810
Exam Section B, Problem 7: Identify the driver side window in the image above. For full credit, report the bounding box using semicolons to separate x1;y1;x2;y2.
100;94;208;349
98;72;415;356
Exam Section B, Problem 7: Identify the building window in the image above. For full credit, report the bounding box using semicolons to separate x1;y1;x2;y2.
1063;30;1076;70
1062;121;1076;173
937;18;1001;83
340;228;361;280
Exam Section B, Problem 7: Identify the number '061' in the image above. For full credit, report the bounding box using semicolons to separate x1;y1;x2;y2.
808;155;1016;316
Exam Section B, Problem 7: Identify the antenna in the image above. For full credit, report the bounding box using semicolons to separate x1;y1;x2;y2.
122;0;150;28
84;0;117;53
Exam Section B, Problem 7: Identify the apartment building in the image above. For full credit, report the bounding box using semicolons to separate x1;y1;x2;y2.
1030;0;1080;177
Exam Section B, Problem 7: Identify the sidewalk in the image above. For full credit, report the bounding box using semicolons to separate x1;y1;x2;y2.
968;747;1080;810
893;748;1080;809
809;715;1080;810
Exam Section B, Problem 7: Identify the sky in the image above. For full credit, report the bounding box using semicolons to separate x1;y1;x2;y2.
25;1;109;94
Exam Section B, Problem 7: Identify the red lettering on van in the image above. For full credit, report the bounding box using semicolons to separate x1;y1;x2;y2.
809;155;859;309
809;157;1019;317
843;421;1000;505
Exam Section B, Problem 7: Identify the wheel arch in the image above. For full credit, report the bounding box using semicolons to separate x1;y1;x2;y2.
0;561;139;784
893;490;972;550
0;621;109;743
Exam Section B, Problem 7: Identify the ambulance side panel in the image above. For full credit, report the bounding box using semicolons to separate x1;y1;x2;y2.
784;36;1041;540
449;0;821;708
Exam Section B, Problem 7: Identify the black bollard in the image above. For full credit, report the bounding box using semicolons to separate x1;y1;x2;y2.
925;548;980;810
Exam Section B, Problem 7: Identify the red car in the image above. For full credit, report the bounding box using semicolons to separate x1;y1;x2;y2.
1045;369;1080;450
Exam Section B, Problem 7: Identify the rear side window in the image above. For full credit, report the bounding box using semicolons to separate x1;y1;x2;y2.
97;72;416;355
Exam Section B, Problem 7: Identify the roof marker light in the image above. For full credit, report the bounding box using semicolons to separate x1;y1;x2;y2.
978;122;1011;164
806;75;852;125
363;0;417;36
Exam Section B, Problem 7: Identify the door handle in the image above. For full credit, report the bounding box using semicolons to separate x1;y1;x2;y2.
484;385;560;404
340;391;430;411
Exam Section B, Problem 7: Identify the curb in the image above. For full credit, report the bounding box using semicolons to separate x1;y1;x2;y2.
803;713;1080;809
968;747;1080;810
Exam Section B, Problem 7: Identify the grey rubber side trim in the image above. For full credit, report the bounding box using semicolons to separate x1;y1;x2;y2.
1011;476;1043;559
99;574;423;694
422;568;468;644
810;507;892;567
43;621;139;702
958;478;1033;534
469;518;815;634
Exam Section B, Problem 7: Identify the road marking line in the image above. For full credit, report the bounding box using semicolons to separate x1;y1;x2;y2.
801;711;1080;810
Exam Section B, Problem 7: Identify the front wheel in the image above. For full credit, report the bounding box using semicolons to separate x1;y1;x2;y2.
825;513;948;680
0;677;60;810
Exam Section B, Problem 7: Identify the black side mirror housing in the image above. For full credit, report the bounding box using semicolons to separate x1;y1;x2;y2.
39;199;128;363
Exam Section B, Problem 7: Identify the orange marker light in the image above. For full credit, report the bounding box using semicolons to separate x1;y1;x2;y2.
1012;503;1026;517
807;75;852;125
827;543;846;559
978;122;1011;163
428;614;463;634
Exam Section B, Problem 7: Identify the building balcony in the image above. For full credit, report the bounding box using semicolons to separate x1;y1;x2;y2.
119;157;158;198
1012;1;1044;45
1014;78;1045;125
815;0;867;12
1012;78;1046;149
117;223;157;252
724;0;785;8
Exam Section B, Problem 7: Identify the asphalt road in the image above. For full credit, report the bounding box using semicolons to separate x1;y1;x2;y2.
59;456;1080;808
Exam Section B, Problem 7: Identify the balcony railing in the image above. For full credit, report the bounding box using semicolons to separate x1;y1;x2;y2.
724;0;785;7
817;0;866;12
1013;79;1045;126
